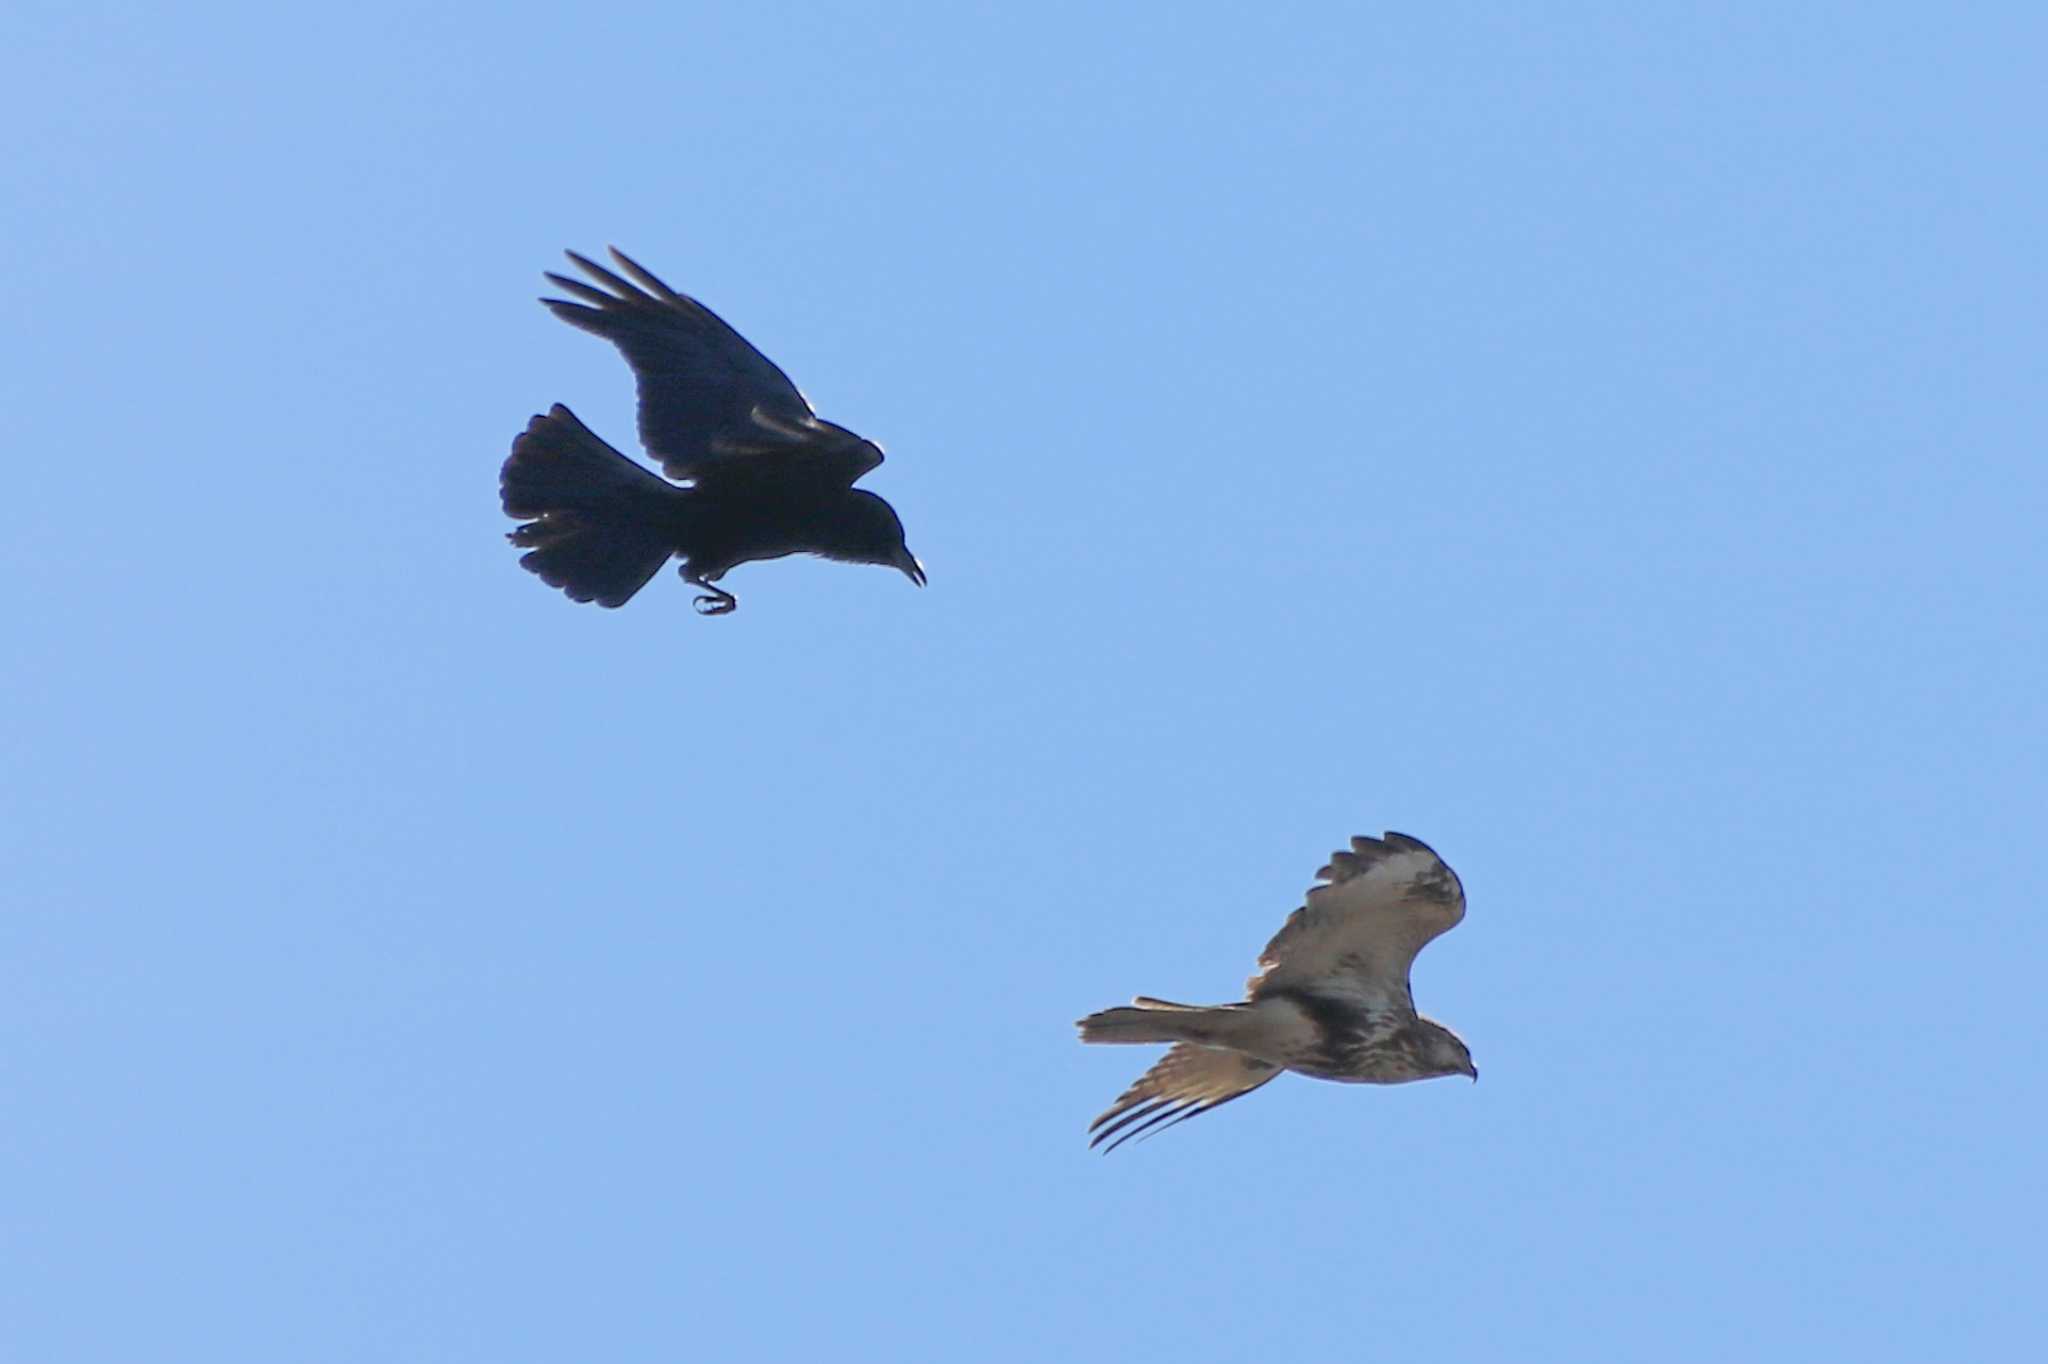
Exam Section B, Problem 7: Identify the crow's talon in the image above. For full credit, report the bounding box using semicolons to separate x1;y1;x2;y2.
691;591;737;616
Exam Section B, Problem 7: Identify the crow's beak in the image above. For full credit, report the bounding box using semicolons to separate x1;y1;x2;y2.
897;549;926;588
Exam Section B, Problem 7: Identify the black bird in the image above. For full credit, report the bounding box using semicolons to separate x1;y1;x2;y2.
501;248;924;614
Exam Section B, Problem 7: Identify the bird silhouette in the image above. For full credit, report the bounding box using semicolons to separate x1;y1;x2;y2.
501;248;923;614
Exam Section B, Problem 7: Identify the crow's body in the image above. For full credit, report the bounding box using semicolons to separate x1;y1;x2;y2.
501;249;923;613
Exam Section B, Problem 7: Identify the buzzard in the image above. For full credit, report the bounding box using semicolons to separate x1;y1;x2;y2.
501;248;924;614
1077;832;1475;1151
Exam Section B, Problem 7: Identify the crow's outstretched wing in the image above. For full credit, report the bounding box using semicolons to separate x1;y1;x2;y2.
543;248;883;486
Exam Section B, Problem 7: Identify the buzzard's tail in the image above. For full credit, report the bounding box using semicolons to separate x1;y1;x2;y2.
1077;998;1244;1046
501;404;689;608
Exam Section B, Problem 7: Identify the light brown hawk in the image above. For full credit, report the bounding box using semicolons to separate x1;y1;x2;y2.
1077;832;1475;1151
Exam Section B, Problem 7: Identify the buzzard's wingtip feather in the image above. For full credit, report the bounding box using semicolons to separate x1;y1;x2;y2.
1089;1097;1173;1146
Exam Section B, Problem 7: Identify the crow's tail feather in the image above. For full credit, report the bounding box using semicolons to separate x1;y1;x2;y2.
501;405;685;608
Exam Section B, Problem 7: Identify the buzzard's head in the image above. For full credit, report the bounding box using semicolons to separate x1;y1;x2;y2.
1415;1019;1478;1082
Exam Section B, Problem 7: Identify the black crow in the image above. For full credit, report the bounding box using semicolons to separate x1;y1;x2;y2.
501;248;924;614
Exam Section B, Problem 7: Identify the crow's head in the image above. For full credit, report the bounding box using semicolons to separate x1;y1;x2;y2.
825;490;925;588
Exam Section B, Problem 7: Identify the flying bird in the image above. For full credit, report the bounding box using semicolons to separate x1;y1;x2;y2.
1077;832;1475;1152
500;248;924;614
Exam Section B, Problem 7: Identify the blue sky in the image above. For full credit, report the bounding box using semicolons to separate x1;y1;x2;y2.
5;3;2044;1359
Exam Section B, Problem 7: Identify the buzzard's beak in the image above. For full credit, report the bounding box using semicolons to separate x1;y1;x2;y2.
896;549;926;588
1468;1065;1479;1083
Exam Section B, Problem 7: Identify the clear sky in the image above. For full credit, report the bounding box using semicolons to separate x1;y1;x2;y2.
5;3;2043;1360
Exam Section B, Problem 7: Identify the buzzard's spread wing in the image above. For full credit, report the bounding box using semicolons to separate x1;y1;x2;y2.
1087;1044;1280;1153
543;248;883;486
1246;833;1465;1016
